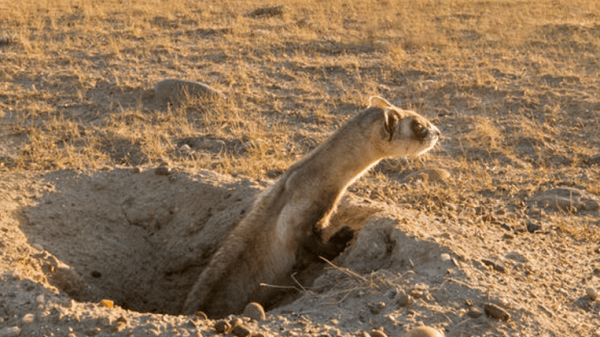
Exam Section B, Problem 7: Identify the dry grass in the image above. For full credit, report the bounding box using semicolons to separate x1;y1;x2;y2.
2;0;599;229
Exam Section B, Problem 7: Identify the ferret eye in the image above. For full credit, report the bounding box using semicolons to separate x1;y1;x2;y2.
411;121;428;139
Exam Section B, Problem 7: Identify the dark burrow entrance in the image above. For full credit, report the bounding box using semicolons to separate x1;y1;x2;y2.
21;168;373;316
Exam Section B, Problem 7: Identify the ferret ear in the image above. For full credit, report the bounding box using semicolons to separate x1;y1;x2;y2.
369;96;393;109
383;108;400;141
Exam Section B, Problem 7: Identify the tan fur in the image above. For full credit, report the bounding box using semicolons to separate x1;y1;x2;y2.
181;96;440;317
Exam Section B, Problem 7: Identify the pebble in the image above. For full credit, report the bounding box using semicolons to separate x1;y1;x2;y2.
395;291;412;307
0;326;21;337
21;313;35;325
481;259;506;273
232;324;251;337
467;307;483;318
370;329;388;337
586;287;598;301
402;168;451;184
154;166;170;176
155;79;224;104
179;144;193;156
403;326;444;337
484;303;510;321
36;294;45;305
243;302;266;321
526;222;542;233
214;320;231;333
532;187;600;212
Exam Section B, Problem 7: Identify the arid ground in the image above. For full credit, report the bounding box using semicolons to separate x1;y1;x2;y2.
1;0;599;336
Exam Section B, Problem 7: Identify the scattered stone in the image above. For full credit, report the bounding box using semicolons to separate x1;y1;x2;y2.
36;294;45;305
232;324;251;337
99;299;114;308
243;302;266;321
178;144;193;156
484;303;510;321
155;79;224;104
370;329;388;337
593;268;600;277
403;326;444;337
214;320;231;334
21;313;35;325
154;166;170;176
526;222;542;233
532;187;600;212
586;287;598;301
467;307;483;318
481;259;506;273
395;290;412;307
244;5;284;18
402;168;451;184
0;326;21;337
367;302;386;314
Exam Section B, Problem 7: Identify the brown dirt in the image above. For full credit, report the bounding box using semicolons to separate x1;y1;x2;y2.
1;1;600;336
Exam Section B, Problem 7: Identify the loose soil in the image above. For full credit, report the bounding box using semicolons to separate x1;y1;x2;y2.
1;1;600;336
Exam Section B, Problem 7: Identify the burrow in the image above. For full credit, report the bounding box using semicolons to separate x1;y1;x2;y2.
20;168;376;316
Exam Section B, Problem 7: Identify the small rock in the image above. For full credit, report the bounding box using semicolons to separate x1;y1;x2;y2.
370;329;388;337
403;326;444;337
243;302;266;321
484;303;510;321
526;222;542;233
467;307;483;318
32;243;44;251
178;144;193;156
214;320;231;334
36;294;45;305
395;291;412;307
367;302;386;314
532;187;600;212
481;259;506;273
0;326;21;337
593;268;600;277
155;79;224;104
154;166;170;176
586;287;598;301
402;168;451;184
21;313;35;325
99;299;114;308
232;324;251;337
244;5;284;18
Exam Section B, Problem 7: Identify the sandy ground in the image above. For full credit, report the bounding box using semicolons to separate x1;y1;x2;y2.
1;1;600;336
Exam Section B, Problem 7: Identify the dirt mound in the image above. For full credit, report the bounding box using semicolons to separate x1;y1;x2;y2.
21;168;261;315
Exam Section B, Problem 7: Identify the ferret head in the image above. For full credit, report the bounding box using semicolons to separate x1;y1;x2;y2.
369;96;440;157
